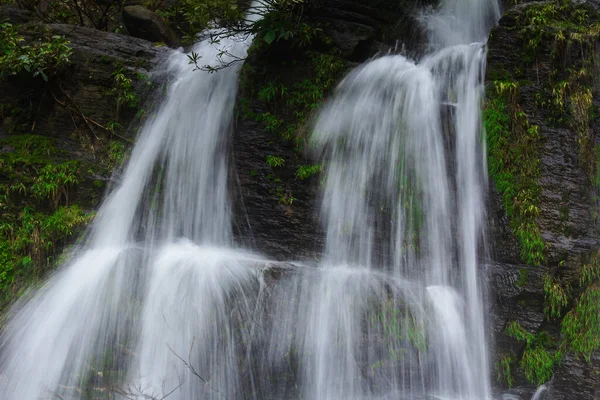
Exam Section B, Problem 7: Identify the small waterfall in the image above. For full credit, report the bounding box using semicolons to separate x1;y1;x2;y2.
0;0;503;399
288;0;500;398
0;17;261;400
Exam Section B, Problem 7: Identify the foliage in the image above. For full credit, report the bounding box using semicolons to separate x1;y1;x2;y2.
505;322;560;385
157;0;243;43
561;286;600;361
517;268;529;287
496;354;514;388
266;155;285;168
0;23;72;81
107;140;126;169
15;0;126;31
0;205;92;290
245;53;345;148
109;68;141;119
296;164;321;180
521;344;560;385
30;162;79;209
0;134;98;309
484;91;545;266
580;253;600;287
275;185;295;205
571;88;594;177
371;300;427;356
251;0;320;48
543;273;568;319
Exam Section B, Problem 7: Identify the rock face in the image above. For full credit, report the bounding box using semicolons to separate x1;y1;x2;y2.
485;0;600;396
122;5;179;47
231;0;435;261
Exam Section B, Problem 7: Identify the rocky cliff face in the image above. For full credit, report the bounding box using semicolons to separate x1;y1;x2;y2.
486;0;600;397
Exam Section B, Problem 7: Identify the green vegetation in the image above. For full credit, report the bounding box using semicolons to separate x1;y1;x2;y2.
371;300;427;358
518;0;599;178
543;273;568;319
0;135;98;309
561;286;600;361
484;84;545;266
11;0;127;31
109;67;141;120
296;164;321;180
157;0;242;43
243;52;345;148
0;23;72;81
559;251;600;361
496;354;514;388
517;268;529;287
266;155;285;168
505;321;561;385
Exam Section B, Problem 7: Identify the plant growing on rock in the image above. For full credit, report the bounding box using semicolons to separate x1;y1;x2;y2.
0;23;72;81
484;86;545;266
505;321;560;385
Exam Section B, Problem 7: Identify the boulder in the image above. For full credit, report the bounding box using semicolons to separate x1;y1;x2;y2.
122;5;178;47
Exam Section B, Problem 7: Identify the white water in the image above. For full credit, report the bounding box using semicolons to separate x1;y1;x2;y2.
0;0;503;399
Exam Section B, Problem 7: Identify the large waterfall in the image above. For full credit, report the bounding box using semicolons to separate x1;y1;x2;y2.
0;0;502;399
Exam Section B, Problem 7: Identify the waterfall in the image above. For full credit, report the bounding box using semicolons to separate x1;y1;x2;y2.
0;0;502;399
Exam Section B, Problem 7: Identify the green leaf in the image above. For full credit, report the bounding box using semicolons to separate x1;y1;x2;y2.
264;30;276;45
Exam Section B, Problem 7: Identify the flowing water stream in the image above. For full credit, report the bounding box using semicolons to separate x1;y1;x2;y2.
0;0;504;399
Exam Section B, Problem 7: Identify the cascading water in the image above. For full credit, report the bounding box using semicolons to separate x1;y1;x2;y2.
0;0;504;399
273;0;500;397
0;16;265;400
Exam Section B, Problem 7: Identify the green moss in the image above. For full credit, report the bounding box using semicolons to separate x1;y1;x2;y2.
593;144;600;189
484;90;545;266
517;268;529;287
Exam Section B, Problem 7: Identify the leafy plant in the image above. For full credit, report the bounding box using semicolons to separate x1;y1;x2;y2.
543;273;568;319
496;354;514;388
109;68;140;119
296;164;321;180
505;322;560;385
0;23;72;81
266;155;285;168
484;94;545;266
30;162;79;209
562;286;600;361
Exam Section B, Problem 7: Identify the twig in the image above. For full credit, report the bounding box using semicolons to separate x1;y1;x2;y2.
166;343;229;400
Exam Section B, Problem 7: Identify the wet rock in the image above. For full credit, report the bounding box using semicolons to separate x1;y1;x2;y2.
122;5;178;47
0;5;32;23
486;0;600;395
1;23;169;141
547;352;600;399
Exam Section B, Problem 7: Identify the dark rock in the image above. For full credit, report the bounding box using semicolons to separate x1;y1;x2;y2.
0;5;32;24
547;352;600;399
122;5;178;47
486;0;600;394
0;23;169;140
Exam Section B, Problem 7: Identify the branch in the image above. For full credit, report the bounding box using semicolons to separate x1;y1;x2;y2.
166;341;229;400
